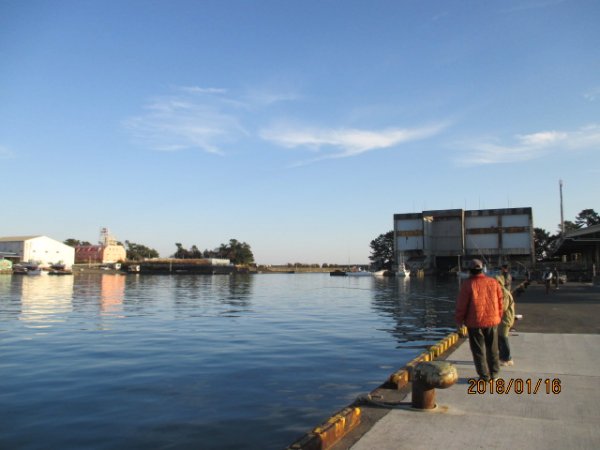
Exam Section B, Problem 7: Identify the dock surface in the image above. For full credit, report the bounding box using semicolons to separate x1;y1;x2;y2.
336;282;600;450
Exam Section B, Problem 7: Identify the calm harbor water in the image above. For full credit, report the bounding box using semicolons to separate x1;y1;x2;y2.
0;273;459;449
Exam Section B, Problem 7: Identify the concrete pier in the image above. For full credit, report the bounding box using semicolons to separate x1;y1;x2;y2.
331;282;600;449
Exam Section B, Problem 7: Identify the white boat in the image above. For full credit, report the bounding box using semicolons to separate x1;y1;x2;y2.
397;264;409;277
346;268;372;276
26;266;44;275
397;254;410;277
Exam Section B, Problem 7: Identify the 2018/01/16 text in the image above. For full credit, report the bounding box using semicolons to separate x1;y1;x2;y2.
467;378;562;395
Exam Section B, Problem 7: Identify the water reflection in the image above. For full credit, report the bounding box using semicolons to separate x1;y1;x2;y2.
0;275;21;321
370;276;458;349
16;275;74;326
221;274;253;314
0;274;11;295
129;275;254;318
1;273;464;450
100;275;125;315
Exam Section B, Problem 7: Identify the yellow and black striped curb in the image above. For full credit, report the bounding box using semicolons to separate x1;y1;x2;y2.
286;406;361;450
388;326;467;390
287;326;467;449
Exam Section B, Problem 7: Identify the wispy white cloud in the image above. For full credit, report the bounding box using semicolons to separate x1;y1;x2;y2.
0;145;15;159
125;85;444;164
123;87;248;154
456;124;600;166
124;85;302;154
517;131;567;146
261;123;447;166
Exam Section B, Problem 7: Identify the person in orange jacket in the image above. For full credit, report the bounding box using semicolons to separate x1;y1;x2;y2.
455;259;504;381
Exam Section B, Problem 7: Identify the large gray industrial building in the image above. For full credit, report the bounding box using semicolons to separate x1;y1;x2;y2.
393;207;534;273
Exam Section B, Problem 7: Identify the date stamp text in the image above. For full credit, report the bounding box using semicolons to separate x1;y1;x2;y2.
467;378;562;395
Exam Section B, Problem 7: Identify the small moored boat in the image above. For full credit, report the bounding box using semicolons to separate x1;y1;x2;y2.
13;263;43;275
396;264;410;277
329;270;347;276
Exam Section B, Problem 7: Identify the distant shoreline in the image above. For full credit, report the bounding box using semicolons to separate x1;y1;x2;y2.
68;263;367;275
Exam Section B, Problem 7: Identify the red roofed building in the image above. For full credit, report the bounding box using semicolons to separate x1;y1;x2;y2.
75;244;126;264
75;228;126;264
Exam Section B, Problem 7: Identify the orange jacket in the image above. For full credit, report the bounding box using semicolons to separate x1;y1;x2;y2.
455;273;503;328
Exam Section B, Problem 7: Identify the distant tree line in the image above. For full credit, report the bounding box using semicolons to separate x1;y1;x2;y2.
172;239;255;265
64;237;256;264
64;238;92;247
124;241;159;260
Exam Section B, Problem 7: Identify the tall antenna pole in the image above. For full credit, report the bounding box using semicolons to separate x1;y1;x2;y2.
559;179;565;236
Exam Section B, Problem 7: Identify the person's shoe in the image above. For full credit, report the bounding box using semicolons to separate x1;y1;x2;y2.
506;359;514;366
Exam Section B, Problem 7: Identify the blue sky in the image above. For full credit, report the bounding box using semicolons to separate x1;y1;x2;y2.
1;0;598;264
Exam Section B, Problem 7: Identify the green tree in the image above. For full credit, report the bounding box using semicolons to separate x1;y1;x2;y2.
369;231;394;269
190;245;202;258
574;209;600;228
173;243;190;259
558;220;580;233
216;239;255;265
125;240;159;260
173;239;254;264
533;228;553;261
63;238;91;247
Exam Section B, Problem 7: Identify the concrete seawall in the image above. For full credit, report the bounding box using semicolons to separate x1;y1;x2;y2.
287;282;600;450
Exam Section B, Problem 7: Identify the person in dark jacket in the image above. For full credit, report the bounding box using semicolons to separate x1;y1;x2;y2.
455;259;504;381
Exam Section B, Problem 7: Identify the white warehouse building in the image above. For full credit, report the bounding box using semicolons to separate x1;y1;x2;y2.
0;236;75;268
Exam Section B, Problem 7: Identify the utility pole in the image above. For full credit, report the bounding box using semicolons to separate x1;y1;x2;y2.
559;179;565;236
